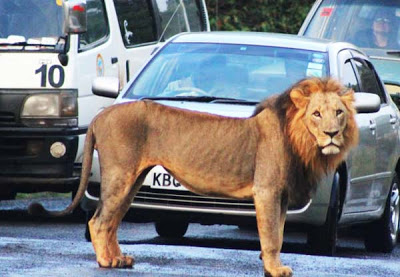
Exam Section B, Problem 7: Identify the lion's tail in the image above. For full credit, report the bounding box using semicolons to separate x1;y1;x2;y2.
28;125;95;217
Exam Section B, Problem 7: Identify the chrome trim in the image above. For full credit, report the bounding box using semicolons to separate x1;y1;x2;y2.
84;191;312;215
351;171;392;184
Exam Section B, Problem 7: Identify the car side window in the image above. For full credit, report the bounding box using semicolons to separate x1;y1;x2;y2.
352;59;386;103
79;0;109;50
155;0;204;41
342;60;360;92
113;0;157;47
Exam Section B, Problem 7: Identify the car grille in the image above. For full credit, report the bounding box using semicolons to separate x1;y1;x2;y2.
135;186;255;211
88;184;255;211
0;91;27;127
0;111;16;125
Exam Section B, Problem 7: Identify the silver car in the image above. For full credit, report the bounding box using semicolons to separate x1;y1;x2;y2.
81;32;400;255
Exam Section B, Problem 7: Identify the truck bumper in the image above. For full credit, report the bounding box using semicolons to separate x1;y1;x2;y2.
0;127;86;192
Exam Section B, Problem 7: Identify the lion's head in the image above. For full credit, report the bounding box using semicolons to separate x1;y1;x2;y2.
286;78;359;178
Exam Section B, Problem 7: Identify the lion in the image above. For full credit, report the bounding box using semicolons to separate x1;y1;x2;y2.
29;77;359;277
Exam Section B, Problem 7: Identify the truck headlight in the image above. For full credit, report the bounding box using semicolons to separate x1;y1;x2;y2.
21;90;78;127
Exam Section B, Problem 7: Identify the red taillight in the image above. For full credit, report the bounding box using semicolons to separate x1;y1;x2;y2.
72;5;85;12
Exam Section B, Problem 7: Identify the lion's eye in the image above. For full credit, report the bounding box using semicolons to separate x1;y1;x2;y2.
313;111;321;117
336;109;343;116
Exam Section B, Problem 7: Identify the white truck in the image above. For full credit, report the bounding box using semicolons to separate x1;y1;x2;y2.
0;0;209;199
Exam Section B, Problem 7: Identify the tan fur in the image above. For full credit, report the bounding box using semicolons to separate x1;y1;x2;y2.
31;77;358;277
286;78;359;181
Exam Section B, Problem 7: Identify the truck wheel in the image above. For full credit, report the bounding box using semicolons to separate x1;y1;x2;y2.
365;174;400;252
155;220;189;238
307;173;340;256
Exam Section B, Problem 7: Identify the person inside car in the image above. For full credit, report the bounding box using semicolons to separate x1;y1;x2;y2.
356;10;398;49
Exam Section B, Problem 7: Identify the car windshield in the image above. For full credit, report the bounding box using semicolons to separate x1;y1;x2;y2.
369;57;400;86
303;0;400;52
123;42;329;102
0;0;65;50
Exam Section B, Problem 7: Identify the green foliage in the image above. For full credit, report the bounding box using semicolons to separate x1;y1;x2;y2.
205;0;315;34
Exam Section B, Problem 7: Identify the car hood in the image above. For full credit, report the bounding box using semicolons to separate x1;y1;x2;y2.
118;99;257;118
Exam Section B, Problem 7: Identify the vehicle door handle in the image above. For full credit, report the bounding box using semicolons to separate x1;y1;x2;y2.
390;114;397;124
111;57;118;64
369;120;376;130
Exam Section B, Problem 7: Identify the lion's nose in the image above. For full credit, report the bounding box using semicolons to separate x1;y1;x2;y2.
324;131;339;138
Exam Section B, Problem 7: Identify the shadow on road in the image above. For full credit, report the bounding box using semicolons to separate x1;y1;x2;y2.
120;233;371;259
0;207;390;261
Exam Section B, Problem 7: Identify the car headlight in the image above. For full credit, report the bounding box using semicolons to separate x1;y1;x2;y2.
21;90;78;127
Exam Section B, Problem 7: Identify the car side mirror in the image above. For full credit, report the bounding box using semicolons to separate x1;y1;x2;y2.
92;77;120;99
354;92;381;113
63;0;87;34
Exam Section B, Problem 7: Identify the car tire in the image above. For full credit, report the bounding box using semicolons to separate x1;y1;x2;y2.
307;173;340;256
364;174;400;253
155;220;189;238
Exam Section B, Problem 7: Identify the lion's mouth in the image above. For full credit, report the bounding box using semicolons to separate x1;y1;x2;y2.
321;143;340;155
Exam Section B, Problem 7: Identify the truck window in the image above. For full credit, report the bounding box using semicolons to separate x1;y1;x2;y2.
155;0;204;41
303;0;400;51
113;0;157;46
79;0;109;50
0;0;65;50
113;0;207;47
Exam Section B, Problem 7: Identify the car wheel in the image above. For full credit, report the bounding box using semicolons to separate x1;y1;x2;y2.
365;174;400;252
155;220;189;238
307;173;340;256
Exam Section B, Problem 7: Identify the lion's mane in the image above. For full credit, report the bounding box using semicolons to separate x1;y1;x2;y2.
253;78;359;205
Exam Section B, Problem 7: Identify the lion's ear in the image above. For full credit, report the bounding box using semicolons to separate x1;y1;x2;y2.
290;88;310;109
340;89;356;111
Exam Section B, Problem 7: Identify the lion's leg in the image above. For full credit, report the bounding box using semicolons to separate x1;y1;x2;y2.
89;170;138;268
253;188;292;277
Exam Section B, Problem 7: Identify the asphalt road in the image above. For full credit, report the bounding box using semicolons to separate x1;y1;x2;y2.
1;197;400;277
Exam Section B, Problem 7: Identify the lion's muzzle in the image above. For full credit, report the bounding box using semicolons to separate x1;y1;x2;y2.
321;143;340;155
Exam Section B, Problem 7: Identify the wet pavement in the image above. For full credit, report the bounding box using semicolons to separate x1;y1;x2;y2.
1;197;400;276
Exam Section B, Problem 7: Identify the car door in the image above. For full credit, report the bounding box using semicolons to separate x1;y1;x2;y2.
338;50;377;214
351;52;398;211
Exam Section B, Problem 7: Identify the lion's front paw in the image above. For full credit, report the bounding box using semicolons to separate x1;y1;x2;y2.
265;266;293;277
98;255;134;268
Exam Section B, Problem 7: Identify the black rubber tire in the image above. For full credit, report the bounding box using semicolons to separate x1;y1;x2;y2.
155;220;189;238
364;174;400;253
307;173;340;256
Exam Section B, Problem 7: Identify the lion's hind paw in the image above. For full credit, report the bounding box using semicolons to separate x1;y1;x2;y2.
98;255;134;268
112;255;134;268
265;266;293;277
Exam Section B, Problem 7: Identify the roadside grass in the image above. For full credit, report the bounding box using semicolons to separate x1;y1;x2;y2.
16;192;71;200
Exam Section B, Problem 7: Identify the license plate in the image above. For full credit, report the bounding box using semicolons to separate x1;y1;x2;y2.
144;166;187;191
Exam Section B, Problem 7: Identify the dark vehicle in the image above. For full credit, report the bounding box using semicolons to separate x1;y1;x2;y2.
299;0;400;105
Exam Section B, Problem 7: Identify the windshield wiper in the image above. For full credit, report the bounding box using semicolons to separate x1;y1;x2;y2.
0;41;57;49
386;51;400;56
0;36;66;49
140;96;258;105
